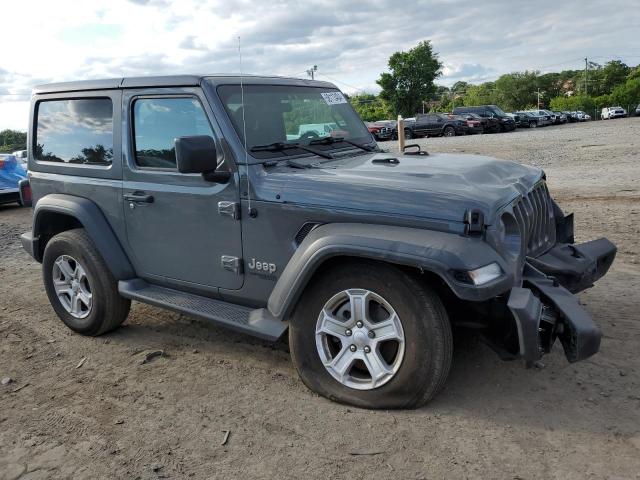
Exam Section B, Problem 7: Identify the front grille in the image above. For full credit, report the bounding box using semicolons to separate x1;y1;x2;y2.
512;181;556;257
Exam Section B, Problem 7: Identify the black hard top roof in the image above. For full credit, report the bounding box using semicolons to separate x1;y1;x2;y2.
33;74;335;94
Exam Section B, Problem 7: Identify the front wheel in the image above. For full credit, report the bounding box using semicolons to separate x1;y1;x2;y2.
529;121;537;128
404;129;413;140
443;126;456;137
289;262;453;409
43;229;131;336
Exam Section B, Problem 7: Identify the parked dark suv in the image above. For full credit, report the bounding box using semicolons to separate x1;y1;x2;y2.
392;113;468;139
20;75;616;409
452;105;516;132
411;113;469;137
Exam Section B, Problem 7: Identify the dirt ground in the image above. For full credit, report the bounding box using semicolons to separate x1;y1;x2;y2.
1;118;639;479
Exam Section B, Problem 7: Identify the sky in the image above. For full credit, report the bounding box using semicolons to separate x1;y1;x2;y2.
1;0;639;131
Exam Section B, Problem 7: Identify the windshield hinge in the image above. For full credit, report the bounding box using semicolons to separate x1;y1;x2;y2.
464;209;485;235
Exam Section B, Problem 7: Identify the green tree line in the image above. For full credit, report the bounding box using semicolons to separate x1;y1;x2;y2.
0;129;27;153
349;42;640;121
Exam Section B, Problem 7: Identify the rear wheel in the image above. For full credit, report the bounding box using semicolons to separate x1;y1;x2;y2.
404;128;413;140
43;229;130;336
289;262;453;409
529;121;537;128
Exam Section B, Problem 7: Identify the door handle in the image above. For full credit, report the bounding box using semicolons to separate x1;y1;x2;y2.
123;192;154;203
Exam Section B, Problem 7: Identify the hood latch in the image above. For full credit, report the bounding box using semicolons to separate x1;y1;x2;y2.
464;209;485;235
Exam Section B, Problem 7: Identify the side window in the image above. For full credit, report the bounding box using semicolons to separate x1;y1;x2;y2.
132;97;214;169
35;98;113;165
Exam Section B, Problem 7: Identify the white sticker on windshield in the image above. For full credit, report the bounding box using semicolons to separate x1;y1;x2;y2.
321;91;347;105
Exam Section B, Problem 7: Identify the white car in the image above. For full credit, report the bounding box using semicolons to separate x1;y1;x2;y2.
601;106;626;119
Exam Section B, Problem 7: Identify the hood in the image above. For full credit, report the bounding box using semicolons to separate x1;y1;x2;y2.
261;152;543;224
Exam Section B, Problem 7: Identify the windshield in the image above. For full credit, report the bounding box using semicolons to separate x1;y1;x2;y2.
217;84;370;158
489;105;507;116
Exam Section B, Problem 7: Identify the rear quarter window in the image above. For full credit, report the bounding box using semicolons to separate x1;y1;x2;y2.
35;98;114;166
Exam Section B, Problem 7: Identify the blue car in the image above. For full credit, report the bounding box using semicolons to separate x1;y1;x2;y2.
0;154;28;206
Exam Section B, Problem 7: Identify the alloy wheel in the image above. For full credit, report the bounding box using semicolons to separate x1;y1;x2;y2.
315;289;405;390
52;255;93;319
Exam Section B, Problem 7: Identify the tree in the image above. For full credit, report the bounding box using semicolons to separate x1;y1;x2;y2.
463;82;498;107
377;41;442;117
601;60;630;93
537;72;567;102
348;94;392;121
450;81;470;94
0;129;27;153
494;71;538;111
610;77;640;108
549;94;595;113
628;66;640;81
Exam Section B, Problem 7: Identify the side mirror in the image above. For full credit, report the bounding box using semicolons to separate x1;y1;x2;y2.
175;135;218;174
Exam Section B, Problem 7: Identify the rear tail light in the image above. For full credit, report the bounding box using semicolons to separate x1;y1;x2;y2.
0;159;5;169
19;179;32;207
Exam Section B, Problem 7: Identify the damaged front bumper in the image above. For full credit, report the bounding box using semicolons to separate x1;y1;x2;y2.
507;237;616;366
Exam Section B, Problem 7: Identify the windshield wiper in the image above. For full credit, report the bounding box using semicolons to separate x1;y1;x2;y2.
250;141;334;159
250;142;298;153
309;136;377;152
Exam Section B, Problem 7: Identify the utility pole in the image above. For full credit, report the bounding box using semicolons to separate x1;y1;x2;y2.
584;57;588;95
536;88;541;109
306;65;317;80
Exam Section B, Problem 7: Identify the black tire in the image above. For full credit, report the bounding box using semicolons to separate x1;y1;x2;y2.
42;228;131;336
529;121;537;128
289;262;453;409
443;126;456;137
404;128;413;140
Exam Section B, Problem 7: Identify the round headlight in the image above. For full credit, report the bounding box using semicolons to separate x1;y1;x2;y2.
500;212;522;257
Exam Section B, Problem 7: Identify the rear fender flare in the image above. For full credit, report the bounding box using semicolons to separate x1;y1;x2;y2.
32;194;135;280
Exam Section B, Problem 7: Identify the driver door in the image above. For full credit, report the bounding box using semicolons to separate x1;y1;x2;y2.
121;89;243;291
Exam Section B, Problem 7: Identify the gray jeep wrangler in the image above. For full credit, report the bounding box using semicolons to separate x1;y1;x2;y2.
20;75;616;409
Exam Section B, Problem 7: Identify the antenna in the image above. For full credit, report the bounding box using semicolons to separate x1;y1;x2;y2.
238;36;253;216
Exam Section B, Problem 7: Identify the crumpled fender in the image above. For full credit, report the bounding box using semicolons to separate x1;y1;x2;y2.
267;223;513;320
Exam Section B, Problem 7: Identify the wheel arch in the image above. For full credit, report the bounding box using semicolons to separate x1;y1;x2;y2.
31;194;135;280
267;223;514;321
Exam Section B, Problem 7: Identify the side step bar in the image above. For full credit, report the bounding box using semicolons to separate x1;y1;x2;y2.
118;279;287;341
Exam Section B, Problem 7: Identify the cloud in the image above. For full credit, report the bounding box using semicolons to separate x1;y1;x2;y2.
442;63;496;83
1;0;639;130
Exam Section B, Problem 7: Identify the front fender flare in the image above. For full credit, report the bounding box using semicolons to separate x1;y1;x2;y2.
31;194;135;280
267;223;513;320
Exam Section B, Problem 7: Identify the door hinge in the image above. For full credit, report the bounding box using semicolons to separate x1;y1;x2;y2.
218;201;240;220
221;255;243;275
